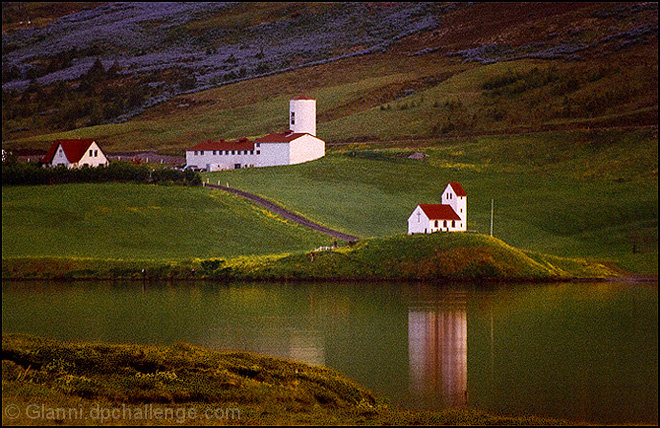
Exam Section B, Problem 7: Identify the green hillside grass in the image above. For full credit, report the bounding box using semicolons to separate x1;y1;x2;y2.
204;128;657;274
1;183;332;260
5;45;656;153
229;232;620;282
2;333;573;426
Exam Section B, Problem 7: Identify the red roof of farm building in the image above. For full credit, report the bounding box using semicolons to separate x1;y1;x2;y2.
41;139;96;164
292;95;314;100
187;139;255;151
254;131;308;143
448;182;467;196
418;204;461;220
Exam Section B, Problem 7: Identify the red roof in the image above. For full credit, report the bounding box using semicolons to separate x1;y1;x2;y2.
41;139;96;164
448;182;467;196
292;95;314;100
254;131;308;143
418;204;461;220
187;139;255;151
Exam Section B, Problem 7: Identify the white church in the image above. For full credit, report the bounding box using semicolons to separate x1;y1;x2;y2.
185;96;325;170
408;182;467;234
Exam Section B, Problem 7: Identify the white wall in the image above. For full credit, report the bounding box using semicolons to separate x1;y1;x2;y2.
255;142;290;167
289;135;325;165
290;99;316;136
77;142;108;168
408;206;430;234
186;143;291;170
50;144;70;167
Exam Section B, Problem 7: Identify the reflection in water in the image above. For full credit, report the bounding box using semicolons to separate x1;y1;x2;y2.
408;291;468;408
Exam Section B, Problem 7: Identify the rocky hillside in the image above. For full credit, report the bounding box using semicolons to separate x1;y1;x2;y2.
2;2;657;144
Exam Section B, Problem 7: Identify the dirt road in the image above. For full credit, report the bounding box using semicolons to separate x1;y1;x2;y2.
205;183;359;242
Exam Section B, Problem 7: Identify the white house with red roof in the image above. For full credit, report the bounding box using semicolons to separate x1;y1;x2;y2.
41;138;108;168
408;182;467;234
185;96;325;171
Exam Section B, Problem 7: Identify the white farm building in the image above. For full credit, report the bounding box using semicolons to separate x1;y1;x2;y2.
40;138;108;168
408;182;467;234
185;96;324;171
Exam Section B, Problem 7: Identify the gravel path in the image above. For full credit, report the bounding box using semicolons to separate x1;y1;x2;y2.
205;183;359;242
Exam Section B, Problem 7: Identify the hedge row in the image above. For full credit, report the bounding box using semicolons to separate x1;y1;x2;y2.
1;161;201;186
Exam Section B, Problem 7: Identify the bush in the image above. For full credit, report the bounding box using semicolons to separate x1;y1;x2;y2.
1;161;200;187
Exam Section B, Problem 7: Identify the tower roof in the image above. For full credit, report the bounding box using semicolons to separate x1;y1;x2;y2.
447;182;467;196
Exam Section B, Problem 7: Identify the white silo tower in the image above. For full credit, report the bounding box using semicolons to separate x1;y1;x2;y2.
289;95;316;136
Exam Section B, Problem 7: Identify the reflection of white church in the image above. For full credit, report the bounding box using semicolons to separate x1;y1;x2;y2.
408;292;468;407
186;96;325;171
408;182;467;234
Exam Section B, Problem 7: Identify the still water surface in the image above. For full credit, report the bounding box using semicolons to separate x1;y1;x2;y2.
2;280;657;424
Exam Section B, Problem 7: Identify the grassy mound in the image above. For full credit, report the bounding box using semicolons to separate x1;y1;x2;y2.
1;233;621;281
231;232;621;282
2;334;574;425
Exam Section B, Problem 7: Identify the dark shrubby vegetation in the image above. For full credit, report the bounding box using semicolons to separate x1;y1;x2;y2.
1;161;201;186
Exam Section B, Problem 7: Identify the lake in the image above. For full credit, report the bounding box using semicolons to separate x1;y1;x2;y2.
2;279;657;424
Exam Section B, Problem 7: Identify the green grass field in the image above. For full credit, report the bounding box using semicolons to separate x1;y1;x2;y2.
2;128;656;276
204;128;657;274
1;183;332;261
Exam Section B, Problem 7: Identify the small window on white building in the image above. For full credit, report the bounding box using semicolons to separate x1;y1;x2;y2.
256;150;260;155
200;151;204;155
213;151;216;155
290;112;295;125
256;143;260;148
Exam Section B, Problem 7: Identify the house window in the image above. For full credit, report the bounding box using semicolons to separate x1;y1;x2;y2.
200;151;204;155
434;220;438;227
443;220;447;228
89;150;94;156
213;151;216;155
290;112;295;125
194;151;198;156
256;143;260;148
256;150;260;155
452;220;455;228
250;150;254;155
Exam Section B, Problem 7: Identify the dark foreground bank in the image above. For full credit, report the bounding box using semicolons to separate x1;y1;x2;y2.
2;334;579;425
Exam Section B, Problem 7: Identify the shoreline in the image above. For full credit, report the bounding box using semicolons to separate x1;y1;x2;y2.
1;333;590;426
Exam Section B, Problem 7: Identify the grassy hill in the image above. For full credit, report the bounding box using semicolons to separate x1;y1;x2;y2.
2;3;657;150
203;128;657;274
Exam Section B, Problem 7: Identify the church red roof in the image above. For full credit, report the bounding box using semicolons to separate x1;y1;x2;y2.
418;204;461;221
254;131;308;143
41;139;96;164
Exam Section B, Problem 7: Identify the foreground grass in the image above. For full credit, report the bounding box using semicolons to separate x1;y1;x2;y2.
2;232;622;282
2;334;574;425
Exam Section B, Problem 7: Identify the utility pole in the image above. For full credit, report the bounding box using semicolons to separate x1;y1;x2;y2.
490;199;494;237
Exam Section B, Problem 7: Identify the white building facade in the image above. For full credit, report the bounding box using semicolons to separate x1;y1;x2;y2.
408;183;467;234
186;96;324;171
